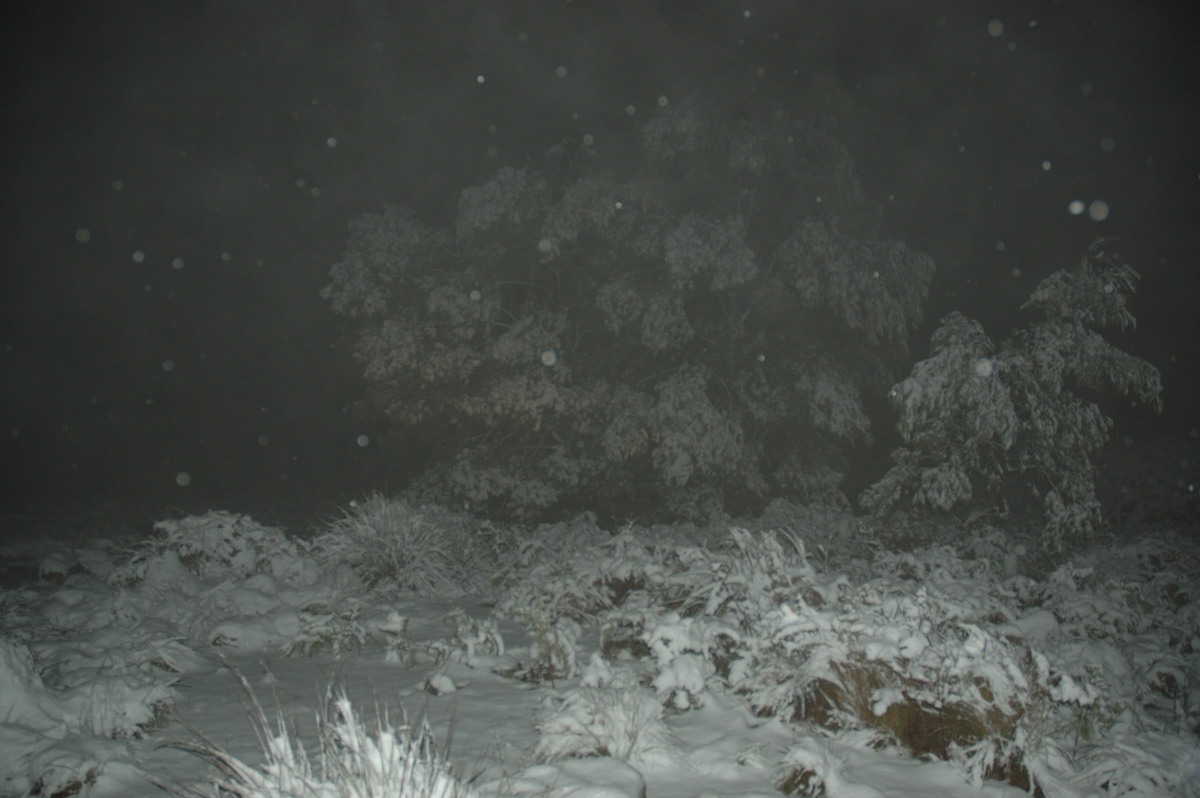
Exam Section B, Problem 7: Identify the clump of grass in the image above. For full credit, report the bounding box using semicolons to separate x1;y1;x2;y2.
163;669;476;798
313;495;489;597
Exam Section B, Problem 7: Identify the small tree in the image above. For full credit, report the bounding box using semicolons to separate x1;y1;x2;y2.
324;95;935;524
861;241;1162;548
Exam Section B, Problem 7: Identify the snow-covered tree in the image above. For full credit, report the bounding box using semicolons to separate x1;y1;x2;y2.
324;95;934;524
862;241;1162;548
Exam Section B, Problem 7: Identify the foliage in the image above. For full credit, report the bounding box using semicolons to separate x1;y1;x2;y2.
167;672;475;798
311;495;492;597
6;505;1198;795
510;604;582;683
498;520;1200;795
862;241;1162;548
426;609;505;668
323;94;934;523
280;602;368;658
534;664;678;767
110;511;319;587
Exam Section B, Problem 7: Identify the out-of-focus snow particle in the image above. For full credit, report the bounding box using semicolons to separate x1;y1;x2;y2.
995;241;1005;252
111;179;124;191
1100;136;1116;153
583;133;595;146
1068;199;1086;216
162;359;175;372
221;252;232;261
325;136;337;148
657;95;669;107
742;10;751;18
987;19;1004;37
972;357;995;378
625;105;636;116
356;434;370;447
555;66;567;78
133;250;145;263
1041;160;1052;171
469;289;482;301
476;74;485;84
1011;267;1021;278
175;471;192;487
1088;199;1110;221
172;257;185;270
258;435;270;447
541;349;558;367
74;227;91;243
537;238;553;253
1081;80;1094;95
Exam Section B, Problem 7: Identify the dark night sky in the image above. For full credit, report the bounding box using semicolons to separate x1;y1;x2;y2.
2;0;1197;515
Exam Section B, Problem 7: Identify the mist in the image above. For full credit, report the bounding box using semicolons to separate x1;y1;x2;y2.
2;0;1196;516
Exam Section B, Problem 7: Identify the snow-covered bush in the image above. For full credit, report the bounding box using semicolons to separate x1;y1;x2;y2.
505;602;581;683
494;519;665;623
534;682;678;767
312;495;491;597
426;609;505;667
323;92;934;524
641;611;740;710
280;601;368;657
110;511;318;587
1;631;179;796
862;241;1162;549
486;512;1199;794
168;673;476;798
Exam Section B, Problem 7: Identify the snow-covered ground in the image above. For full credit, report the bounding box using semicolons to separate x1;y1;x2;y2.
2;494;1197;797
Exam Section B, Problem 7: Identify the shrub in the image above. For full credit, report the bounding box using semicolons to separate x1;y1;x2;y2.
312;496;490;597
534;684;677;767
166;672;475;798
862;241;1162;549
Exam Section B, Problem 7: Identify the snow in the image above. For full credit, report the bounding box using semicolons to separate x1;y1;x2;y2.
1;502;1197;797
